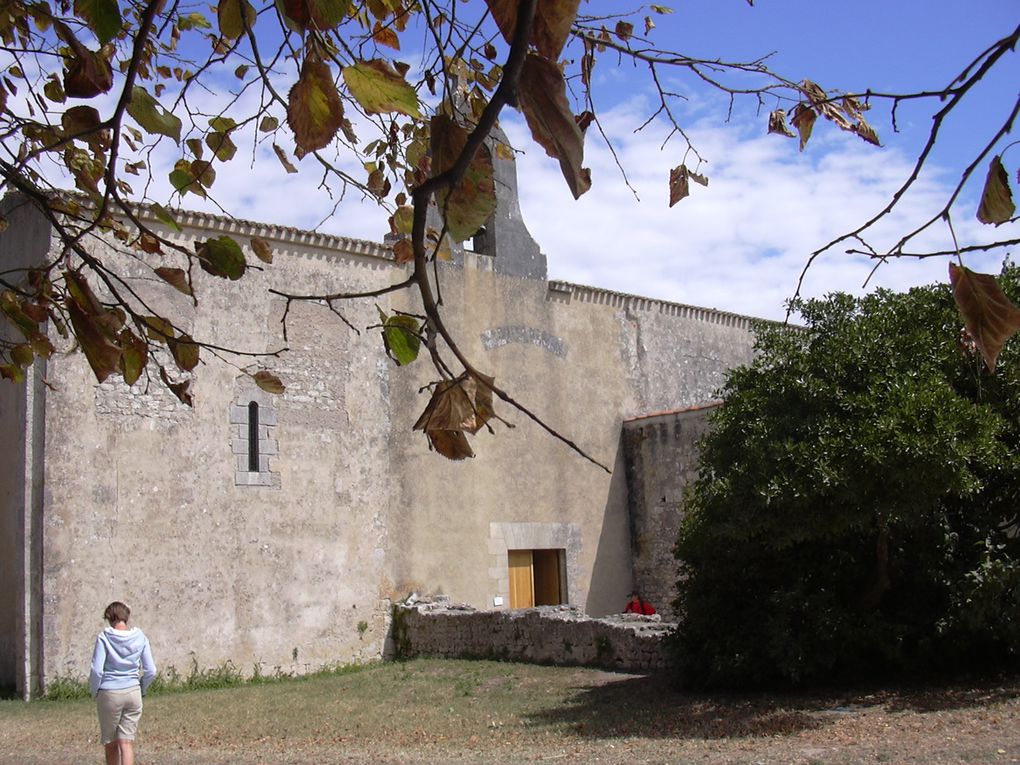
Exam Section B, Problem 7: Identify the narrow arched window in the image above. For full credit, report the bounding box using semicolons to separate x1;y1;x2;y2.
231;387;279;488
247;401;260;472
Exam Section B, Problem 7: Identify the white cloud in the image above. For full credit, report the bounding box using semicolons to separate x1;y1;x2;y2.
504;107;1018;321
17;57;1015;327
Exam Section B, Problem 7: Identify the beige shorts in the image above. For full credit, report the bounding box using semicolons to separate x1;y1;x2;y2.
96;687;143;744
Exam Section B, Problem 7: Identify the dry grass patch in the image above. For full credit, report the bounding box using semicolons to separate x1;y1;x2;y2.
1;659;1019;764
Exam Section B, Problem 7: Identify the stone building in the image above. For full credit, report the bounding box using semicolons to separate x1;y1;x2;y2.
0;146;758;698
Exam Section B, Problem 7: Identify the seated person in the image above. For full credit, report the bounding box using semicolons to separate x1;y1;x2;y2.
624;591;656;615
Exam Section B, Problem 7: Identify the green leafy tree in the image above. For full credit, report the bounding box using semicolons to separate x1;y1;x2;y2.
674;266;1020;688
0;1;1017;462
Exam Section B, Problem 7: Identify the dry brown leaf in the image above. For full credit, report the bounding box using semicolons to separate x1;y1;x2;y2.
392;237;413;264
413;373;496;460
801;79;852;131
54;20;114;98
768;109;795;138
485;0;581;60
287;57;344;155
977;155;1015;226
154;266;192;295
138;232;161;254
669;164;708;207
250;236;273;263
424;429;474;460
853;119;881;147
581;38;595;87
949;262;1020;371
791;103;816;151
273;143;298;173
159;366;193;406
253;369;286;394
414;373;494;434
372;22;400;50
279;0;349;32
516;54;591;199
64;47;114;98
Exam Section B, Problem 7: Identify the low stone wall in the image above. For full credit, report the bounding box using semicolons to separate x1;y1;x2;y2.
391;598;673;673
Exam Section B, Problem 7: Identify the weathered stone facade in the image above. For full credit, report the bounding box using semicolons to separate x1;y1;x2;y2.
622;406;719;621
392;598;671;673
1;147;754;698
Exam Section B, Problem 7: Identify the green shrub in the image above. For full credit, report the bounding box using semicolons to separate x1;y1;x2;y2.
673;269;1020;688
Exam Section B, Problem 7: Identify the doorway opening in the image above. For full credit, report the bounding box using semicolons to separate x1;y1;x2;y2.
508;549;566;608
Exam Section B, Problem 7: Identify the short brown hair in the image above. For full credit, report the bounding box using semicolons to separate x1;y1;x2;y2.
103;602;130;625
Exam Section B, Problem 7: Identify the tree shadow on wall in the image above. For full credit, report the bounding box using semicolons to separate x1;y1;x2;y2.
523;672;1020;740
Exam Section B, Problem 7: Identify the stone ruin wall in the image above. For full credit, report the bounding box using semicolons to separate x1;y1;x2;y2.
392;598;672;673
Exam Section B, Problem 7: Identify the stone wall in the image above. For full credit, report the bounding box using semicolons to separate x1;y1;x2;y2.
1;187;756;695
0;194;51;697
622;406;718;622
392;598;672;673
1;201;397;695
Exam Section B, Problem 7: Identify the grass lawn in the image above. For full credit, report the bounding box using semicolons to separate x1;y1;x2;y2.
1;659;1019;764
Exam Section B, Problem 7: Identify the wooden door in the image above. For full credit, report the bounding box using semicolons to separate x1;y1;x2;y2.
508;550;534;608
532;549;562;605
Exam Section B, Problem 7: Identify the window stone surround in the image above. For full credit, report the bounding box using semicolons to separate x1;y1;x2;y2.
230;386;280;488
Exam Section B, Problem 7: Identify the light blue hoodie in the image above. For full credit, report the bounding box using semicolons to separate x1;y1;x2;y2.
89;626;157;697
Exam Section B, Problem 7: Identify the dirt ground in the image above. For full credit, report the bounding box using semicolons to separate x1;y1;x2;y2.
1;660;1018;764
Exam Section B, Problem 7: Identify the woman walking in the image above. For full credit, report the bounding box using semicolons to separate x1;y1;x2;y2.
89;602;157;765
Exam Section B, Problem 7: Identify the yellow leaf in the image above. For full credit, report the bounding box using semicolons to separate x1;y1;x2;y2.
342;59;420;117
430;115;497;241
217;0;256;40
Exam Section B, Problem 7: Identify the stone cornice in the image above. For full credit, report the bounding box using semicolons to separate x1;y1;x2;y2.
547;280;767;331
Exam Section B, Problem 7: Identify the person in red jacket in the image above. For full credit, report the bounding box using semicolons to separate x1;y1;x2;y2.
624;591;656;615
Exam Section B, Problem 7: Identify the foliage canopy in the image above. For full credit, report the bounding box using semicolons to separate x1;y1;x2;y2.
673;266;1020;688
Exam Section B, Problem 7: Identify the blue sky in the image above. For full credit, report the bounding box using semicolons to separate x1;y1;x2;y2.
266;0;1016;320
501;0;1020;319
77;0;1018;322
617;0;1019;175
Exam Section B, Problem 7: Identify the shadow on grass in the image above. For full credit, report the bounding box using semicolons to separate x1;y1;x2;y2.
524;674;825;740
523;671;1020;740
868;675;1020;714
